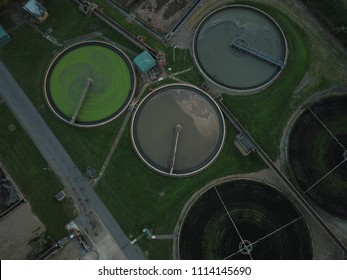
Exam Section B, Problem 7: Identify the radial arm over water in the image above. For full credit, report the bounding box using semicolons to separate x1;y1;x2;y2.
71;78;94;124
169;124;182;175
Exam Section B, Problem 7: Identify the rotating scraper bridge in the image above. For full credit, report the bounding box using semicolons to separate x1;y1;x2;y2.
193;5;287;91
70;78;94;124
230;39;284;69
169;124;183;175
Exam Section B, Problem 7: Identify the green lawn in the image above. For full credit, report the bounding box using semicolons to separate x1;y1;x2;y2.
0;103;75;240
49;44;132;121
137;239;173;260
96;123;266;258
164;48;205;85
175;68;205;86
166;48;195;72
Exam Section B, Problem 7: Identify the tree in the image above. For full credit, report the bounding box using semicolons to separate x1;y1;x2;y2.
0;0;9;9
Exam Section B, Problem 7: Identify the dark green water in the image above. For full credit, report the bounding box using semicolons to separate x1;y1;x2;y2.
194;6;286;90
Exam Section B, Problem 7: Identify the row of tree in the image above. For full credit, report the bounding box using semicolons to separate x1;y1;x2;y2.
303;0;347;46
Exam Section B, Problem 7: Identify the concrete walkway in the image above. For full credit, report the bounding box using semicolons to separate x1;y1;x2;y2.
91;82;149;187
0;61;143;260
92;110;132;186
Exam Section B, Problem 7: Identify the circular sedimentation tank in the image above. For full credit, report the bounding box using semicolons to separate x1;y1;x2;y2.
193;5;287;92
289;95;347;218
178;179;312;259
131;84;225;177
44;41;136;127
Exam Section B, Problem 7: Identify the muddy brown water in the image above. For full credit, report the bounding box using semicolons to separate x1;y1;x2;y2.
132;85;225;175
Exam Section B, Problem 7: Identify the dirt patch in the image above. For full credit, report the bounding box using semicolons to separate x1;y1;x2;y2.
48;239;82;260
0;202;46;259
129;0;196;34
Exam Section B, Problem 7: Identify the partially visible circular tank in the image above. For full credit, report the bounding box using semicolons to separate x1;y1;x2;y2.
131;84;226;177
193;5;287;92
178;179;312;259
288;95;347;218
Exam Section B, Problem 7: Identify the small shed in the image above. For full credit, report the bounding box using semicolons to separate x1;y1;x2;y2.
142;228;156;239
0;25;11;49
85;166;96;178
134;50;156;73
55;191;66;202
23;0;49;23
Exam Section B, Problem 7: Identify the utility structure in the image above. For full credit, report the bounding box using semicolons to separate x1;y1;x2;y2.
169;124;182;175
78;0;97;16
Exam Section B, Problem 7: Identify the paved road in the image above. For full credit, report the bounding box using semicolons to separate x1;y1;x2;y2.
215;98;347;256
0;61;143;260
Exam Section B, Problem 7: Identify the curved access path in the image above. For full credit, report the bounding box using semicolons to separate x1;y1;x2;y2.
0;61;143;260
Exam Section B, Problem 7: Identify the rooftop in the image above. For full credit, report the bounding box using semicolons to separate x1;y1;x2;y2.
23;0;47;18
0;25;11;48
133;50;156;73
